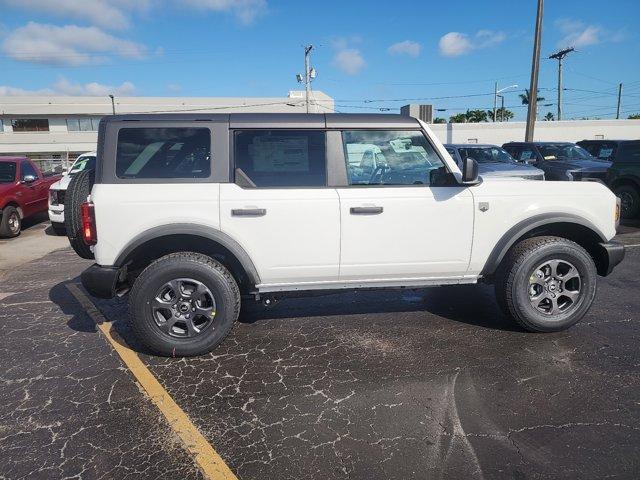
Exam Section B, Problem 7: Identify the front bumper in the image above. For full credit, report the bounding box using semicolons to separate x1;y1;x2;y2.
81;264;126;299
598;241;625;276
48;205;64;223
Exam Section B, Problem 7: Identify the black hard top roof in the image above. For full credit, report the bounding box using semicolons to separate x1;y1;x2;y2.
577;139;637;144
101;113;420;129
503;141;575;146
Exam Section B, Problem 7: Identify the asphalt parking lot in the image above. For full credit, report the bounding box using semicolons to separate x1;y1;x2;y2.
1;219;639;480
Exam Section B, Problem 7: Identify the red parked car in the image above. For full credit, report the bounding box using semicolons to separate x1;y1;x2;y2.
0;157;62;237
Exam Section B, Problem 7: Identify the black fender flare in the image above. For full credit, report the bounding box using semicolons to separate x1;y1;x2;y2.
114;223;261;286
480;213;608;276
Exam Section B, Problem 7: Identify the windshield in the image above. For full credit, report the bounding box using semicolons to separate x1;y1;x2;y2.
458;146;515;164
69;156;96;174
0;162;17;183
538;144;594;161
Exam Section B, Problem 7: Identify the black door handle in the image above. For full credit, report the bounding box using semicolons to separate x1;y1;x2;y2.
231;208;267;217
350;206;383;215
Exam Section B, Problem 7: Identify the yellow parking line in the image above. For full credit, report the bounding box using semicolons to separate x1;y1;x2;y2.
66;284;238;480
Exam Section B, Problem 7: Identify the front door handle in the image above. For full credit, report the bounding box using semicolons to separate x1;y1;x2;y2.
350;206;383;215
231;208;266;217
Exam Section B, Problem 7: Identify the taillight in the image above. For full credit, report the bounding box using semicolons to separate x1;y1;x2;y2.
81;201;97;245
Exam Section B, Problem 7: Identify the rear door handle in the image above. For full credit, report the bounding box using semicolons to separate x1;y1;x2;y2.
231;208;266;217
350;206;383;215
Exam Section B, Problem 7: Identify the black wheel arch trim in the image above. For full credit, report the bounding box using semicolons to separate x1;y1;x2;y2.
481;213;608;277
113;223;261;287
610;175;640;190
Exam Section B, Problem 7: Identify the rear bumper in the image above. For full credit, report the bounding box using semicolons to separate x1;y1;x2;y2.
81;264;125;299
598;241;625;276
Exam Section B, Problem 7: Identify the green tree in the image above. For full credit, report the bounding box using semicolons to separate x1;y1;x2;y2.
487;108;514;121
466;109;488;122
544;112;555;121
433;117;447;124
519;88;545;105
449;112;468;123
628;113;640;120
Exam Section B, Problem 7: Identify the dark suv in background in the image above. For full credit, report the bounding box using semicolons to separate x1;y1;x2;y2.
577;139;640;218
503;141;611;182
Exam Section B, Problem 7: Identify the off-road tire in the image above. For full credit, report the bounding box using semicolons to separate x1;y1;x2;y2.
129;252;241;357
64;169;95;259
51;222;66;235
0;206;21;238
614;184;640;219
495;236;597;332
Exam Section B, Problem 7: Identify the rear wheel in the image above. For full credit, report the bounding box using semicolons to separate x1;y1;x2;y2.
64;169;95;259
129;252;240;356
613;184;640;219
0;206;21;238
495;236;597;332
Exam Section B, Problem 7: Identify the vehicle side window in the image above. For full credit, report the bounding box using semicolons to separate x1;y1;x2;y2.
619;143;640;162
342;130;445;186
518;149;536;161
21;161;39;180
234;130;326;187
116;128;211;179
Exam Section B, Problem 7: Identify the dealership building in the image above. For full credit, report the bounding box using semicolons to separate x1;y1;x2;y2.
0;90;334;162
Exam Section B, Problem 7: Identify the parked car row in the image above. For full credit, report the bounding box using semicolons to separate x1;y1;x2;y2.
445;139;640;218
0;157;62;237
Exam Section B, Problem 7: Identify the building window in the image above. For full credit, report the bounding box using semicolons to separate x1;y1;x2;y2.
11;119;49;132
0;119;3;132
67;117;100;132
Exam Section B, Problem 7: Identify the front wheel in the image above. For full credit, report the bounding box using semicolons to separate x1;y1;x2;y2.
0;206;21;238
495;236;597;332
129;252;240;356
614;184;640;219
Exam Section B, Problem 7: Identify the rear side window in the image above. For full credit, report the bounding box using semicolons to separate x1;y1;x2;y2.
619;143;640;163
234;130;326;187
116;128;211;179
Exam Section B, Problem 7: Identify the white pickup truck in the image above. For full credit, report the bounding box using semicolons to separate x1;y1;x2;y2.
64;113;624;356
48;152;96;234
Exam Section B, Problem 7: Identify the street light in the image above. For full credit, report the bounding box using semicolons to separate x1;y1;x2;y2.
108;94;116;115
493;84;518;121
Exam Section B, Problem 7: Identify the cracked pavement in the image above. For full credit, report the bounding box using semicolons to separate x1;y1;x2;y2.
1;225;639;479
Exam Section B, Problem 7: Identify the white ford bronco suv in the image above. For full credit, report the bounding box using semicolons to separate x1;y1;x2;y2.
64;113;625;356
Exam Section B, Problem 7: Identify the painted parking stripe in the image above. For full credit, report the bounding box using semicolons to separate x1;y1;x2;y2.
67;284;238;480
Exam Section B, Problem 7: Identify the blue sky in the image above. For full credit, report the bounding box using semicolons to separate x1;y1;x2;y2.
1;0;639;120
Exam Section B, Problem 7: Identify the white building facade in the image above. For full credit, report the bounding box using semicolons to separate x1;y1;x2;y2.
0;91;334;160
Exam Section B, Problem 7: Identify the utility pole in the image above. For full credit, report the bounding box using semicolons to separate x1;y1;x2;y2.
108;94;116;114
616;83;623;119
549;47;574;121
493;82;498;122
296;45;315;113
525;0;544;142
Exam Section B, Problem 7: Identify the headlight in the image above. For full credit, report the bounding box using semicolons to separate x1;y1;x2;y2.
49;190;57;205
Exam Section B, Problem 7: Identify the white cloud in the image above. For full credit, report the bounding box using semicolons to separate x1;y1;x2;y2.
438;32;472;57
333;48;365;75
0;77;135;96
1;0;151;30
387;40;421;57
439;30;506;57
2;22;148;65
183;0;267;25
555;18;601;48
53;78;135;95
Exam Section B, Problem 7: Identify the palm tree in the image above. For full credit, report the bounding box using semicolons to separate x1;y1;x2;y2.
466;109;488;123
519;89;545;120
519;89;545;105
544;112;555;121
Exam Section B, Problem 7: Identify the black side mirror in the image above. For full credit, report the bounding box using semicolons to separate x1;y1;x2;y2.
462;157;480;185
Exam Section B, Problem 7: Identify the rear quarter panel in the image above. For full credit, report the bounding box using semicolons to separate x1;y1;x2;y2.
91;183;221;266
468;180;617;275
